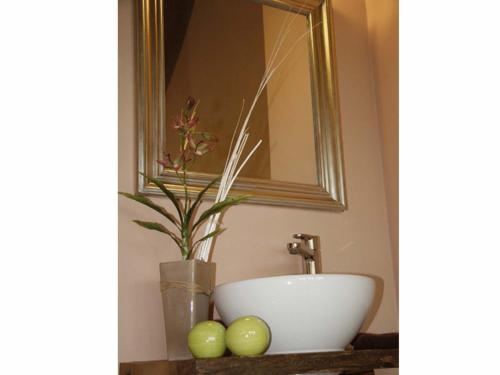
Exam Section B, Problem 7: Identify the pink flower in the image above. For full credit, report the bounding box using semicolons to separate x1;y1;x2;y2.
187;116;198;129
159;96;218;171
171;115;183;130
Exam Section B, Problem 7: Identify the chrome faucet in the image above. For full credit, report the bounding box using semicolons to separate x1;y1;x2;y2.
287;233;322;274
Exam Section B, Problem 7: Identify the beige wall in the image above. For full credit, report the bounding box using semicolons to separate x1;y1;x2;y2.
119;0;398;363
365;0;399;296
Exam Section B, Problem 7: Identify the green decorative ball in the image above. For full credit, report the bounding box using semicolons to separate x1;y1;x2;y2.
188;321;226;359
225;316;271;356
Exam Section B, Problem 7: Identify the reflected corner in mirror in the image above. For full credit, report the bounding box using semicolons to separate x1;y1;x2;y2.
136;0;347;211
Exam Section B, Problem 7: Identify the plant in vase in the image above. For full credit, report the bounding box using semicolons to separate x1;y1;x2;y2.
120;97;248;260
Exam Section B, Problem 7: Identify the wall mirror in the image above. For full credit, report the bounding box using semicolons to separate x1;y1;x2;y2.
136;0;346;210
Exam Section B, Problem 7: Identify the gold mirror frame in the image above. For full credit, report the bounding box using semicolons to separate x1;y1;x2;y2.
135;0;346;211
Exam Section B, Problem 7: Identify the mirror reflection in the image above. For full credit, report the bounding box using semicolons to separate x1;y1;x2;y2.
164;0;317;185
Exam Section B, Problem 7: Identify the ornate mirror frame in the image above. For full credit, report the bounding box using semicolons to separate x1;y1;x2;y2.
135;0;347;211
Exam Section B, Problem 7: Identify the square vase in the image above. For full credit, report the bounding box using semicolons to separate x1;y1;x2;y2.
159;260;216;360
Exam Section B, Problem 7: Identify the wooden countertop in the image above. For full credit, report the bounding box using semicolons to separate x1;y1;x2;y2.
120;348;399;375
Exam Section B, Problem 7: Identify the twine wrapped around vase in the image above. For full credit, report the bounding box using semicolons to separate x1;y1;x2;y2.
160;280;214;296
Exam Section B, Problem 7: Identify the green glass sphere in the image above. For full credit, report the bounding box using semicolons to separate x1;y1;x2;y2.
188;321;226;359
225;316;271;356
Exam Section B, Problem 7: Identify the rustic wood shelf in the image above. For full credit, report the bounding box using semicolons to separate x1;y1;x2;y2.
120;348;398;375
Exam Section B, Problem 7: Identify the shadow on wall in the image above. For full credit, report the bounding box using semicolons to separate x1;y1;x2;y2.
361;273;384;332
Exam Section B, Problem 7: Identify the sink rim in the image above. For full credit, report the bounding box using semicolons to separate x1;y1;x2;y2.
214;273;374;290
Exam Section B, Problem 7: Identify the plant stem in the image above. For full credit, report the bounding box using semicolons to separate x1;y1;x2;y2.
181;227;190;259
182;167;190;257
175;169;190;258
183;168;189;215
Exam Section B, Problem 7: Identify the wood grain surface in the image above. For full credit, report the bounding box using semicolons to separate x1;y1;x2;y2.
120;348;398;375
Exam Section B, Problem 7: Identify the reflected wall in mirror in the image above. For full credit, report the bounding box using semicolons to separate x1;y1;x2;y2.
164;0;316;185
137;0;346;210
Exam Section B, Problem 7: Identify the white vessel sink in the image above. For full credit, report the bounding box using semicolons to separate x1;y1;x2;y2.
213;274;375;355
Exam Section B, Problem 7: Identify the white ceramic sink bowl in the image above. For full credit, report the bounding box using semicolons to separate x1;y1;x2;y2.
214;274;375;355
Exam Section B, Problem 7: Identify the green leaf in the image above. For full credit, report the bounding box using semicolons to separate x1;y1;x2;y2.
119;192;180;228
132;220;182;249
194;227;226;248
192;195;250;230
185;175;220;229
139;173;183;221
189;227;226;259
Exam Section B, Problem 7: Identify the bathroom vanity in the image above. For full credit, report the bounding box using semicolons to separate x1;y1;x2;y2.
119;347;398;374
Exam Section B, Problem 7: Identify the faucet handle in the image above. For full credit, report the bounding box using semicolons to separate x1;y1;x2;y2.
293;233;313;241
292;233;320;250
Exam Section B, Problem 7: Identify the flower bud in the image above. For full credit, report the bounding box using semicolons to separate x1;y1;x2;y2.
185;96;196;111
